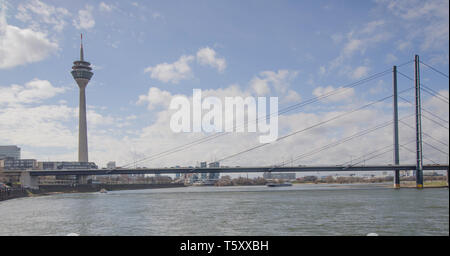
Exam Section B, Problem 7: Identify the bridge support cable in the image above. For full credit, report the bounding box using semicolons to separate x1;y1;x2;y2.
421;86;449;104
278;120;394;167
398;95;449;130
339;140;414;166
421;139;449;156
343;139;416;168
399;120;449;148
421;115;450;130
397;70;449;104
275;114;415;167
121;64;408;168
342;139;442;167
340;139;443;171
217;87;415;164
420;60;450;79
400;145;439;165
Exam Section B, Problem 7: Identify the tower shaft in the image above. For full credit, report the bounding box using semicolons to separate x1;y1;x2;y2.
78;85;88;162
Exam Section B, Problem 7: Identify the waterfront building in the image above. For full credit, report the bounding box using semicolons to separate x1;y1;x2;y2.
107;161;116;169
263;172;296;180
207;162;220;180
0;146;21;160
200;162;207;168
208;162;219;168
208;172;220;180
37;161;98;170
0;158;37;170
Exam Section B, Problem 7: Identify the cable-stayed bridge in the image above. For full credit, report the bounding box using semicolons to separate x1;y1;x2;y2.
12;55;450;189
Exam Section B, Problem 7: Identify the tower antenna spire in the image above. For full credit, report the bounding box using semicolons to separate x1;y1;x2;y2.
80;33;84;61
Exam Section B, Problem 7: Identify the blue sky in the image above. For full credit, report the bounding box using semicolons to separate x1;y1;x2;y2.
0;0;448;170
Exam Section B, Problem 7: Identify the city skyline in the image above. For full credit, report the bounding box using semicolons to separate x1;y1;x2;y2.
0;0;448;169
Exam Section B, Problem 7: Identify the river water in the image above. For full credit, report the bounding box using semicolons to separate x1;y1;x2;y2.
0;184;448;236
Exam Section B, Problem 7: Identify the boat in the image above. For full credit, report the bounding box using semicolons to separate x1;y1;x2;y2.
192;180;216;186
99;188;108;193
267;182;292;187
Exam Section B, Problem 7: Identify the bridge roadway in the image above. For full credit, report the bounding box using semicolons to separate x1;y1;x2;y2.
23;164;449;176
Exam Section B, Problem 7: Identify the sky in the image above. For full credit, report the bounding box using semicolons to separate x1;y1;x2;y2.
0;0;448;174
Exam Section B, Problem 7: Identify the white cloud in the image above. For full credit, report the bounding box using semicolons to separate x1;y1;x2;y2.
328;19;391;74
144;55;195;84
196;47;227;72
255;70;298;94
284;90;302;103
312;86;355;103
361;20;385;34
249;70;300;104
87;109;115;127
144;48;226;83
0;9;58;69
351;66;369;80
250;77;270;95
0;79;66;106
331;33;343;44
396;40;411;51
137;87;175;110
385;53;398;63
342;38;363;57
0;104;76;148
15;0;70;33
99;2;114;12
380;0;448;20
376;0;449;51
318;66;326;76
73;5;95;30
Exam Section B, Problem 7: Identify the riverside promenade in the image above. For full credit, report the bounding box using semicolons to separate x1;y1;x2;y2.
0;187;32;201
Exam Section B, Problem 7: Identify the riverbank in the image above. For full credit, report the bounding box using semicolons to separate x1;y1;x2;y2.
400;180;449;188
291;180;448;188
2;181;447;203
0;183;186;202
0;187;35;201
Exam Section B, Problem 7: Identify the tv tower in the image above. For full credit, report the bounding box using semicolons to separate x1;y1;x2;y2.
71;34;93;162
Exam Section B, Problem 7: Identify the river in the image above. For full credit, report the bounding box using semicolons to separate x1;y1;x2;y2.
0;184;448;236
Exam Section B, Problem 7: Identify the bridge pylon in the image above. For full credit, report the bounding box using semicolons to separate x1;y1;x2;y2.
393;65;400;189
414;55;424;189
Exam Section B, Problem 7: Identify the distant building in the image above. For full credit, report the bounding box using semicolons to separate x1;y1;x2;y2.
0;146;21;160
208;172;220;180
0;157;37;170
36;161;98;181
208;162;219;168
107;161;116;169
200;162;207;168
207;162;220;180
38;161;98;170
263;172;296;180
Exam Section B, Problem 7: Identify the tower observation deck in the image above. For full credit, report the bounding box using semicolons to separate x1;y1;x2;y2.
71;34;93;162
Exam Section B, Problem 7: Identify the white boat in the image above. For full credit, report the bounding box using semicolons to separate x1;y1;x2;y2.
99;188;108;193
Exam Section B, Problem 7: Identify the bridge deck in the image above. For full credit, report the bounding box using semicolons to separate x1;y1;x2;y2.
6;164;447;176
